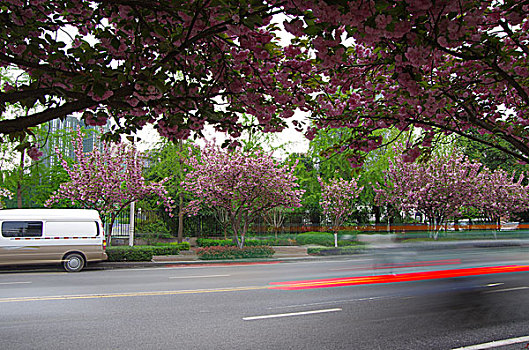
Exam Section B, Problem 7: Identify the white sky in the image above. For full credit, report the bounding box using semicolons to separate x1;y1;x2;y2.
135;120;310;158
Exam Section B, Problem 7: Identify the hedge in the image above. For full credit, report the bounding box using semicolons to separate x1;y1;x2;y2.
307;245;366;256
196;238;292;247
153;242;191;250
196;238;236;247
196;246;275;260
295;232;361;247
106;245;183;262
295;232;335;246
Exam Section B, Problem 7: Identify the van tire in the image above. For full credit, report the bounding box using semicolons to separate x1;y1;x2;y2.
63;253;85;272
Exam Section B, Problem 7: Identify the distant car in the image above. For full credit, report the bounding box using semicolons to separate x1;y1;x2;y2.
0;209;107;272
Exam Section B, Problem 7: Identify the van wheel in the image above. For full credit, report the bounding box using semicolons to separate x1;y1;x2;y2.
63;253;85;272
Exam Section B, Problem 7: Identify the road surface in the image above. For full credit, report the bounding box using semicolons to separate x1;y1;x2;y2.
1;246;529;349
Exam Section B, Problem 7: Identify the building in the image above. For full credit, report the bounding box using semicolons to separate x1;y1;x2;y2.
40;116;110;168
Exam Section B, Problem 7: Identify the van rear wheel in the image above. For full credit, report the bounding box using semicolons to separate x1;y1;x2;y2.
63;253;85;272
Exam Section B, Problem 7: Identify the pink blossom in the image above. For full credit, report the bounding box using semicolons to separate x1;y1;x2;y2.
27;146;43;161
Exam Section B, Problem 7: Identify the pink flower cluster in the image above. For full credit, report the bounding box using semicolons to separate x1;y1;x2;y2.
27;145;43;161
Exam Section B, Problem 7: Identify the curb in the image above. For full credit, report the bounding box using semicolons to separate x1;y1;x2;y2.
91;254;363;270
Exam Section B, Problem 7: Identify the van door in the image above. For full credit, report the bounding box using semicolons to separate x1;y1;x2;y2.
44;220;101;261
0;221;45;265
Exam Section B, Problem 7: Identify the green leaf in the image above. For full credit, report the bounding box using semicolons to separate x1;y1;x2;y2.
304;24;325;36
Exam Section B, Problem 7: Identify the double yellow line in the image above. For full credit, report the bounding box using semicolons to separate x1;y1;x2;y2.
0;285;269;303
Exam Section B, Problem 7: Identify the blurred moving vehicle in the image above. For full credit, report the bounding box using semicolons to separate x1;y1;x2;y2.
0;209;107;272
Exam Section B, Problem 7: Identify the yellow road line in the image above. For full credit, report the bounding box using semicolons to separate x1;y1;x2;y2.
0;285;269;303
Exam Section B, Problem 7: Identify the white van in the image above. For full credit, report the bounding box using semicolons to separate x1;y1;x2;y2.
0;209;107;272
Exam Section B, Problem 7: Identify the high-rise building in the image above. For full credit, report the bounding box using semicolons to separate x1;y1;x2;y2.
40;116;111;168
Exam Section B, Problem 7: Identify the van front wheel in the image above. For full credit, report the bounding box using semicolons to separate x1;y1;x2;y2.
63;253;85;272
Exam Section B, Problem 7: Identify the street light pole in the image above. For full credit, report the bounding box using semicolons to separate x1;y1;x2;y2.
129;134;137;247
129;200;135;246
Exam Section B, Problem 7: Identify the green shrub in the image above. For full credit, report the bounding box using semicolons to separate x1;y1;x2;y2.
197;238;235;247
257;238;295;246
153;242;191;250
196;246;275;260
307;245;366;256
135;221;171;235
106;246;156;262
295;232;335;246
106;245;182;262
175;242;190;250
150;246;181;256
196;238;281;247
337;240;361;247
296;232;362;247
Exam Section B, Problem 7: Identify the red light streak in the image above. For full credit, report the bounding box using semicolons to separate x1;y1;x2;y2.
269;265;529;290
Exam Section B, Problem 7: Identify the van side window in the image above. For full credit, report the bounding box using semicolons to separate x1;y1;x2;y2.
1;221;43;237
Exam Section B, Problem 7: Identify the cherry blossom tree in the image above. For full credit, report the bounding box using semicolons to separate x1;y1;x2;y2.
3;1;528;165
474;168;529;231
183;143;304;248
377;147;483;239
0;1;316;146
319;177;363;247
378;145;529;239
45;131;174;242
294;0;529;165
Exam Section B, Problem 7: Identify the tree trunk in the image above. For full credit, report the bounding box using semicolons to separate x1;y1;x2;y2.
17;151;24;208
107;214;117;246
374;205;381;225
238;213;251;249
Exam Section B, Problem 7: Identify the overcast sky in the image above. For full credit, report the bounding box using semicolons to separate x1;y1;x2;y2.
135;118;310;158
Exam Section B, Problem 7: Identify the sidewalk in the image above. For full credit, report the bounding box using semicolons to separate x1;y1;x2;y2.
152;246;310;262
96;238;529;270
96;246;338;270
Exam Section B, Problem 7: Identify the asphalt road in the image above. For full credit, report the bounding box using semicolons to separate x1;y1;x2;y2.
1;247;529;350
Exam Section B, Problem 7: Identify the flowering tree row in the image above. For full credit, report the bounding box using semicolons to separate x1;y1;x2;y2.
377;146;529;239
182;143;304;248
45;131;174;242
2;1;528;165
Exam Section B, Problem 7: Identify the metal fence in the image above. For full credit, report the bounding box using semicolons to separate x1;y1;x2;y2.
109;208;328;238
108;209;133;238
111;208;529;239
